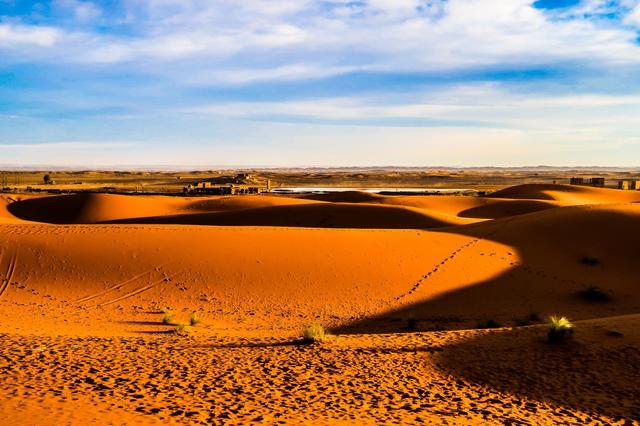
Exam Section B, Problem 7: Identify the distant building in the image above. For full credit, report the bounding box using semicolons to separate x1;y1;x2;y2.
589;177;605;187
183;174;269;195
569;177;584;185
570;177;605;187
618;179;640;190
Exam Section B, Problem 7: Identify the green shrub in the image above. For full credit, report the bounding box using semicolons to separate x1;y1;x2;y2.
579;285;610;302
547;316;574;344
302;324;327;343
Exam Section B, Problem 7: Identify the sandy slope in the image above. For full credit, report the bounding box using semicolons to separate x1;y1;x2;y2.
0;194;29;224
378;195;560;219
303;190;563;219
0;224;483;336
6;193;319;224
1;184;640;423
488;183;640;204
104;203;478;228
1;317;637;424
332;202;640;335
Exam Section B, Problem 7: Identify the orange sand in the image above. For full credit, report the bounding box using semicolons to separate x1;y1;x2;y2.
1;184;639;424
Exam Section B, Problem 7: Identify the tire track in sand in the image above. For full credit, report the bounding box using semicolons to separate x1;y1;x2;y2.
76;268;162;303
0;250;18;299
0;251;5;298
97;271;184;307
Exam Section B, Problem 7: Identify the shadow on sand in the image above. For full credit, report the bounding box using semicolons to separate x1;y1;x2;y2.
333;207;640;335
328;206;640;420
433;326;640;421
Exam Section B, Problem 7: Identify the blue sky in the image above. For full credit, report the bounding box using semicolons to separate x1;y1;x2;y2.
1;0;640;167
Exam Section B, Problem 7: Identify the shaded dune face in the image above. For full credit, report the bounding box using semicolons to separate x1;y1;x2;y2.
6;193;186;224
5;193;320;224
101;203;477;228
299;190;384;203
334;204;640;334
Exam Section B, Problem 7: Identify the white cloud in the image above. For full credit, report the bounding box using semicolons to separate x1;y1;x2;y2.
53;0;102;22
188;86;640;123
624;3;640;26
3;0;640;75
186;64;359;85
0;24;60;47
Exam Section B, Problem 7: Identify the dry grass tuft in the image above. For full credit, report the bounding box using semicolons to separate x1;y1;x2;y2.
303;324;327;343
162;311;174;325
547;316;574;344
579;285;610;302
190;312;200;326
607;328;623;337
174;323;192;336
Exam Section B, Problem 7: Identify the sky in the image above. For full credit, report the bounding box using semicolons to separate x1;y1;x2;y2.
1;0;640;167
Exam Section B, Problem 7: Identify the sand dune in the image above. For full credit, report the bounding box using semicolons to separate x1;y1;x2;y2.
0;195;27;224
7;193;188;223
337;202;640;334
299;190;384;203
183;194;319;212
488;183;640;204
5;193;320;224
104;202;478;228
298;189;562;219
299;190;562;220
0;223;482;337
2;183;640;423
3;193;639;336
376;194;559;219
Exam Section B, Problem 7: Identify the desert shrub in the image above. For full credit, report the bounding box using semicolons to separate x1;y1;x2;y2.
174;323;192;336
162;311;174;325
515;313;542;327
477;319;501;329
547;316;574;344
189;312;200;326
580;256;599;266
303;324;327;343
579;285;610;302
607;328;623;337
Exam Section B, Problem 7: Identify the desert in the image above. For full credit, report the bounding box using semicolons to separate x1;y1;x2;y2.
1;177;639;424
4;0;640;424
